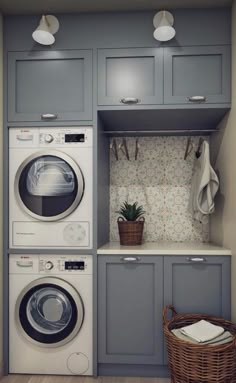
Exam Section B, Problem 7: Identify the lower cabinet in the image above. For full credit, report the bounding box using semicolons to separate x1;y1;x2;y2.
98;255;164;365
163;255;231;365
164;255;231;319
98;254;231;372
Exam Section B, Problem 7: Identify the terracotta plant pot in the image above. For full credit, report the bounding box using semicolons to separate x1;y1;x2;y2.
117;217;145;246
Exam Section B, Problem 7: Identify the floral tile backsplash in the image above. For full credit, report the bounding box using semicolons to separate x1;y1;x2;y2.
110;136;209;243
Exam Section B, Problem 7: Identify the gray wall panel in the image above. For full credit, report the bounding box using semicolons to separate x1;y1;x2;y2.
4;9;231;51
97;115;110;248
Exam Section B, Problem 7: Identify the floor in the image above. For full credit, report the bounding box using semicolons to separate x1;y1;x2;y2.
0;376;171;383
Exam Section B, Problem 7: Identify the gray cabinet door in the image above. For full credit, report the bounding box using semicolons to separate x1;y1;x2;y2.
98;255;163;364
8;50;93;122
164;46;230;104
164;255;231;319
98;48;163;106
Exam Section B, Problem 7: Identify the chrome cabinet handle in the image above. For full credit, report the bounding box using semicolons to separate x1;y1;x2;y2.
120;257;140;262
186;257;207;263
187;96;206;102
120;97;140;105
41;113;58;120
16;261;33;267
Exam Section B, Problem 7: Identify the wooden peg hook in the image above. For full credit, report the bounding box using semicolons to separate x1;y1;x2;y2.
184;138;193;160
119;138;130;160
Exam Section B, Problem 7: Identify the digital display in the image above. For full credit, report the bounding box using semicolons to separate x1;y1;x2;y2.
65;134;85;143
65;261;85;270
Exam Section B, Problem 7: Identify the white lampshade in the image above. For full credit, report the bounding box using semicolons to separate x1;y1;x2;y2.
32;15;59;46
153;10;176;42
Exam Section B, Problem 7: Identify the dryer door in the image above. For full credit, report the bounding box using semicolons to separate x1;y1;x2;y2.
15;151;84;221
16;277;84;347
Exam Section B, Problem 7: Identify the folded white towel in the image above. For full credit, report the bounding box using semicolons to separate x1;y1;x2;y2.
189;140;219;223
172;328;233;345
180;320;224;343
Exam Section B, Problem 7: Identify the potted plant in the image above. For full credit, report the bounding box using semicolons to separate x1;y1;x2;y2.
116;201;145;245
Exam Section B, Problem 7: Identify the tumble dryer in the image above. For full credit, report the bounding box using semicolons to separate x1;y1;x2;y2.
9;127;93;249
9;254;93;375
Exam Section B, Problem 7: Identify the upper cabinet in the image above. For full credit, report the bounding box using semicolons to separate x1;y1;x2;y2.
8;50;93;122
164;46;231;105
98;46;230;109
98;48;163;106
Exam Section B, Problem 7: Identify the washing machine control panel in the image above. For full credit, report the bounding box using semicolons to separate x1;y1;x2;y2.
39;256;91;273
40;132;87;145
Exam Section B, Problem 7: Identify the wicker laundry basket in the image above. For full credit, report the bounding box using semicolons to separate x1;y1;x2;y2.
163;305;236;383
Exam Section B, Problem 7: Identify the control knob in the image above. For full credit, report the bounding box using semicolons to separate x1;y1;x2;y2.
44;134;54;143
45;261;54;270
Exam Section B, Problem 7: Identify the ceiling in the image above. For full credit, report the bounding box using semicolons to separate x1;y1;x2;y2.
0;0;232;15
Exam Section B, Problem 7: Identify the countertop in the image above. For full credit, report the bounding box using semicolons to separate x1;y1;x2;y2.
97;242;232;256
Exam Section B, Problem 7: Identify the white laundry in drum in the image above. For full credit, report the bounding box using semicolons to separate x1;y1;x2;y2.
27;158;75;196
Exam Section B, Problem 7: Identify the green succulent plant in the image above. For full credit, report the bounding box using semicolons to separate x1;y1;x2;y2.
116;201;145;221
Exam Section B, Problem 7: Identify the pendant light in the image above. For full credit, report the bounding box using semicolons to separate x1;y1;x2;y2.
32;15;59;46
153;10;176;42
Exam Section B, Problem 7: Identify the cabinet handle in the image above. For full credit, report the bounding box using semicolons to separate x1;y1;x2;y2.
187;96;206;103
120;97;140;105
41;113;58;120
186;257;207;263
120;257;140;262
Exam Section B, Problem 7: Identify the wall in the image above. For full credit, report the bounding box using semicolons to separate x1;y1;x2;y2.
0;12;3;376
210;0;236;320
4;9;231;51
110;136;209;242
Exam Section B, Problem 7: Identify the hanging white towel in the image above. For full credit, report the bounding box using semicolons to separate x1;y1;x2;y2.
189;140;219;223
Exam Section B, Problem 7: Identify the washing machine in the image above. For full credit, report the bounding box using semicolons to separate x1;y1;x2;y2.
9;254;93;375
9;127;93;249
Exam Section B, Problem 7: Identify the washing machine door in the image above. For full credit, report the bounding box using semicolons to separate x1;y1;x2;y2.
15;151;84;221
16;277;84;347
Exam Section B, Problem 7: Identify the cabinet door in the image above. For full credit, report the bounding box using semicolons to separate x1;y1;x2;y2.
98;48;163;106
8;50;92;122
164;256;231;319
164;46;230;104
98;255;163;364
